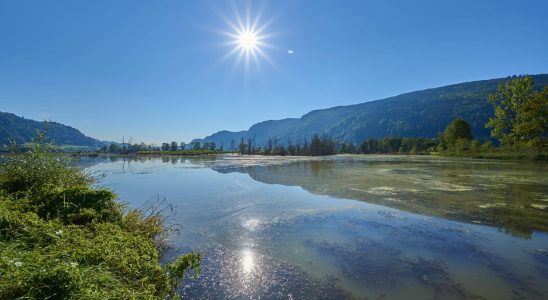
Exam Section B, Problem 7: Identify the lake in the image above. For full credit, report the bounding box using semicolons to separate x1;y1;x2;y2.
83;155;548;299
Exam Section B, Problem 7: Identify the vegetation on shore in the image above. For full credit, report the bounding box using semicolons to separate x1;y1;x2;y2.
136;150;219;156
0;134;201;299
438;76;547;160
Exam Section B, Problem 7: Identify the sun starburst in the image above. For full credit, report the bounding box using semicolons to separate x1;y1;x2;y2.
214;4;277;75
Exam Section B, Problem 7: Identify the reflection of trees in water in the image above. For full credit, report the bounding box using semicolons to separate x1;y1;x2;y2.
307;160;335;177
417;161;546;238
223;159;547;239
486;183;546;239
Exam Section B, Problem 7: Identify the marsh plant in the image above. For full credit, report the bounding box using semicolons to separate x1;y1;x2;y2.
0;132;201;299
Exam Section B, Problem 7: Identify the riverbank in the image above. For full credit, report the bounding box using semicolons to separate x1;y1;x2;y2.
434;149;548;161
0;144;200;299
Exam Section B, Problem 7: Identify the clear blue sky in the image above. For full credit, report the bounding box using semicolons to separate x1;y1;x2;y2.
1;0;547;144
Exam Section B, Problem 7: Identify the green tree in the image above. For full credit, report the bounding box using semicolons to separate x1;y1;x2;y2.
108;143;120;153
486;76;547;146
170;141;178;151
443;118;472;148
161;143;170;151
514;86;548;149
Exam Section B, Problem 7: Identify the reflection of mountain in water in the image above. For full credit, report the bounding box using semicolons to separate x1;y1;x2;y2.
214;159;548;239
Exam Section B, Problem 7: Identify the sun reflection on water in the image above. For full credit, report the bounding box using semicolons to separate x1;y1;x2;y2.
241;249;255;274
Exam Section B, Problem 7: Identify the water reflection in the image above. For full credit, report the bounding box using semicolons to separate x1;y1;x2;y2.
83;154;548;237
213;157;548;238
241;249;255;274
84;155;548;299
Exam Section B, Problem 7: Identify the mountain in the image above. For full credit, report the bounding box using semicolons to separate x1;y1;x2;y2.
194;74;548;148
0;111;101;148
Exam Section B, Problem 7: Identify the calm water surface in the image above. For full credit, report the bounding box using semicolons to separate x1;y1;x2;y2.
84;155;548;299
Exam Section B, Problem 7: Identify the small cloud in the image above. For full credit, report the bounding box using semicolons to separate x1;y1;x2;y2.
287;50;294;54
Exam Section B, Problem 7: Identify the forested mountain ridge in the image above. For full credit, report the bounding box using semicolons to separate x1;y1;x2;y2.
194;74;548;148
0;111;101;147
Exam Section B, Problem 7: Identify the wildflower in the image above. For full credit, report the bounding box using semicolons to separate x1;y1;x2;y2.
70;262;78;267
14;261;22;267
55;230;63;236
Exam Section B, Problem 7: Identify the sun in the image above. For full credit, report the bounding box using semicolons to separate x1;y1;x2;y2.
230;25;266;62
214;4;277;73
238;30;258;51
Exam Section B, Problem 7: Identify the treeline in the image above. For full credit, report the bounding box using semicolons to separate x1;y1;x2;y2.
137;149;218;156
236;134;336;156
356;137;438;154
100;140;220;155
235;134;438;156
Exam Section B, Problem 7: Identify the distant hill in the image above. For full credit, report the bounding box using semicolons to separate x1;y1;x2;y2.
194;74;548;148
0;111;101;148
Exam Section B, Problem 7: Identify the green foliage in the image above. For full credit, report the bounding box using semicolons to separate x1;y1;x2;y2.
0;132;92;198
36;187;122;225
170;141;178;151
486;76;548;147
359;137;437;154
166;252;202;281
514;86;548;149
442;118;472;149
0;136;200;299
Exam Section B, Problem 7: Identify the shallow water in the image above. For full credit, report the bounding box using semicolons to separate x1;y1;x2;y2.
85;155;548;299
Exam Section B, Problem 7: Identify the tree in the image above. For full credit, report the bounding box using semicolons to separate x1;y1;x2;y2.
266;138;273;155
380;137;402;153
192;142;201;150
443;118;472;148
170;141;178;151
239;137;246;155
109;143;121;153
310;134;321;156
161;143;170;151
246;137;253;155
513;86;548;149
486;76;547;146
180;142;186;150
360;139;380;154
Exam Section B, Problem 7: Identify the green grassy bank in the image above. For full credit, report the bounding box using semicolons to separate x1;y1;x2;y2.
0;139;200;299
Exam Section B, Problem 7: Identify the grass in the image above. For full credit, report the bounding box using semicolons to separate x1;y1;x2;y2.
436;147;548;161
0;134;201;299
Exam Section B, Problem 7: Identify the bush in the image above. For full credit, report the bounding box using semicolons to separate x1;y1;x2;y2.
0;132;92;198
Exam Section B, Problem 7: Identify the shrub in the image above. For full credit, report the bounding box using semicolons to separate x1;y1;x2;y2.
0;132;92;198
